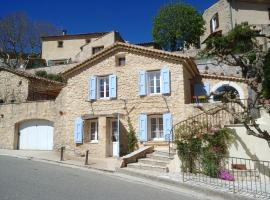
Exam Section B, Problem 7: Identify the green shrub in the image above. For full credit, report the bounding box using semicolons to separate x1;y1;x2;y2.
174;123;235;176
127;117;138;153
35;70;64;82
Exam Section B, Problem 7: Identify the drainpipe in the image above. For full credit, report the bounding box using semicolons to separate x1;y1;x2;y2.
117;113;120;157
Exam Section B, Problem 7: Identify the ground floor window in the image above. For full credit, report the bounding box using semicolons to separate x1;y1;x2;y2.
149;115;163;140
90;120;98;142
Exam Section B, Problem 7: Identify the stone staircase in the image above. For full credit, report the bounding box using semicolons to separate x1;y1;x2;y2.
119;147;175;174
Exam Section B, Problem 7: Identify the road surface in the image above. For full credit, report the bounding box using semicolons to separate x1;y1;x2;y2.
0;155;197;200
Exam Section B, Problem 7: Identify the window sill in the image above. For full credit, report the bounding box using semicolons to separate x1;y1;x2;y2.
90;140;99;144
148;93;162;96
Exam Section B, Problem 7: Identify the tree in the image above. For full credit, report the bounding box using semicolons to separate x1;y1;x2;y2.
201;23;270;146
152;2;205;51
0;12;60;68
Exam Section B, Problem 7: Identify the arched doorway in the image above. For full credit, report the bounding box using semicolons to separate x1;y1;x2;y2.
210;81;245;102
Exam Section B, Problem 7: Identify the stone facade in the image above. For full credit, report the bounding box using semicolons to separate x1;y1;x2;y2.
0;70;29;103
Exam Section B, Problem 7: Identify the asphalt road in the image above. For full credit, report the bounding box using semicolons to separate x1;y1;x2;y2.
0;155;196;200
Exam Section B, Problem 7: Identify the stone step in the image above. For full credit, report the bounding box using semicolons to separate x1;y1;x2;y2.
117;167;167;180
146;153;173;162
138;158;169;167
153;150;175;157
127;163;169;173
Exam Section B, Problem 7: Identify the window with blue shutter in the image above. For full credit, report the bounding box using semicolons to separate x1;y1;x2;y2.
161;68;170;94
139;114;147;142
163;113;172;141
109;74;117;98
74;117;84;144
89;76;97;100
139;71;146;96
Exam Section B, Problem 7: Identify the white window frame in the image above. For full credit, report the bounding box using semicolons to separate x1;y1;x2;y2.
111;120;118;142
147;70;161;95
89;120;98;143
97;76;110;99
211;13;219;32
148;115;164;141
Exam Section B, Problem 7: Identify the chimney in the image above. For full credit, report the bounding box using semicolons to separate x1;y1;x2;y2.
62;30;67;35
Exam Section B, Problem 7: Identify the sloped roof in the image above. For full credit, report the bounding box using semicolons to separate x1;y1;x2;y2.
41;32;109;41
0;66;65;87
201;73;246;82
62;42;199;78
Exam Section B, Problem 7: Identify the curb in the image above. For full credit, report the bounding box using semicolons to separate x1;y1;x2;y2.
0;153;115;173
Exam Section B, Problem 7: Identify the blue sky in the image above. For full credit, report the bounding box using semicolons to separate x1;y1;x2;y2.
0;0;217;43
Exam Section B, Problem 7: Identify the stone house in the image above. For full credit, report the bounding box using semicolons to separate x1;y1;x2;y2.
41;31;124;66
0;42;251;158
201;0;270;51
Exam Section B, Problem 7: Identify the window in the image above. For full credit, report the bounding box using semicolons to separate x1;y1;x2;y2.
213;85;239;101
210;13;219;33
57;41;63;48
85;39;91;44
147;71;161;94
111;121;118;142
90;120;98;142
150;115;163;140
117;57;126;66
98;76;110;99
92;46;104;55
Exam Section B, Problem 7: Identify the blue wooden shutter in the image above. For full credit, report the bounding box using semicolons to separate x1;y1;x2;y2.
204;82;210;96
74;117;84;144
163;113;172;141
161;68;170;94
139;114;147;142
109;74;117;98
89;76;97;100
139;71;146;96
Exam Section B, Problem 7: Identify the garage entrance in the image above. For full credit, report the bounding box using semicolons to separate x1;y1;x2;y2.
19;120;54;150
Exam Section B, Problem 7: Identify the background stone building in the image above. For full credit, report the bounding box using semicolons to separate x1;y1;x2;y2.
201;0;270;51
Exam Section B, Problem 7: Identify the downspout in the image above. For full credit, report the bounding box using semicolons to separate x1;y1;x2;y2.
117;113;120;157
229;0;234;30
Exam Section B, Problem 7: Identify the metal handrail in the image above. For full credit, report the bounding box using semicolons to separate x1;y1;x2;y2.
168;100;248;157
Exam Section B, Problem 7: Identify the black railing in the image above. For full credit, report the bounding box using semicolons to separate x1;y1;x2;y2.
169;100;248;157
181;152;270;198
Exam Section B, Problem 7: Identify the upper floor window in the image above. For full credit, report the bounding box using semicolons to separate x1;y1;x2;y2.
210;13;219;33
117;57;126;66
85;39;91;44
98;76;110;99
147;71;161;94
92;46;104;55
89;75;117;100
57;41;63;48
139;68;170;96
